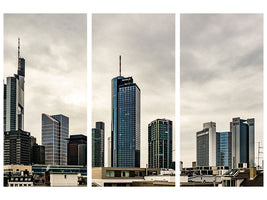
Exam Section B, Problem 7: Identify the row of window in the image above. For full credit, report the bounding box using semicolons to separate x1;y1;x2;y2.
9;183;32;187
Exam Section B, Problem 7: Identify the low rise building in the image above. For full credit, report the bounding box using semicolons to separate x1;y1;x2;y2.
221;167;263;187
32;165;87;186
92;167;175;187
4;165;33;187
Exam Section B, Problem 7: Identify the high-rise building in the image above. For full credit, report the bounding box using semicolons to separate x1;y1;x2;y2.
42;113;69;165
148;119;173;168
196;122;216;166
32;144;45;164
231;117;255;168
107;136;112;167
67;134;87;165
216;131;232;167
92;122;104;167
4;38;25;132
111;57;140;167
78;144;87;166
96;122;105;165
4;129;31;165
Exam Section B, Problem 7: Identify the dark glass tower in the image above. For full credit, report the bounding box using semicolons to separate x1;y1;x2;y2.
4;129;31;165
92;122;104;167
42;113;69;165
111;57;140;167
148;119;173;168
67;134;87;165
216;132;232;167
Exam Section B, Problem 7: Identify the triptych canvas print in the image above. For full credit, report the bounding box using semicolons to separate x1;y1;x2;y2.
2;13;263;188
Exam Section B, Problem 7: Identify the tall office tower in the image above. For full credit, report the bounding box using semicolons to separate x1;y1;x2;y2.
78;143;87;166
111;57;141;167
148;119;173;168
4;38;25;132
4;129;31;165
92;128;102;167
107;136;111;167
42;113;69;165
92;122;104;167
216;132;232;167
196;122;216;166
30;136;37;164
96;122;105;166
32;144;45;164
67;134;87;165
231;117;255;169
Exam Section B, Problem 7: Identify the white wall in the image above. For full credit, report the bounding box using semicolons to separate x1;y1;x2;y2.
50;174;78;187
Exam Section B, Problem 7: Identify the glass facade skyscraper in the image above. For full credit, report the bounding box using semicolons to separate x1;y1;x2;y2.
216;132;232;167
92;122;104;167
111;76;140;168
231;117;255;168
148;119;173;168
3;39;30;166
196;122;216;166
4;38;25;132
42;113;69;165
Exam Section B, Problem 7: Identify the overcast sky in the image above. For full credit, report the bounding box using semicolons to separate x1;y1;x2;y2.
92;14;175;167
180;14;263;167
4;14;87;144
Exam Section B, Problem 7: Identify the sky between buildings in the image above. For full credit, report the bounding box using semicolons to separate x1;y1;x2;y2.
4;14;87;144
92;14;175;167
180;14;263;168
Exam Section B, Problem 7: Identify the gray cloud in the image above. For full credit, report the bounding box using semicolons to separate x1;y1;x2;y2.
4;14;87;144
92;14;175;167
180;14;263;167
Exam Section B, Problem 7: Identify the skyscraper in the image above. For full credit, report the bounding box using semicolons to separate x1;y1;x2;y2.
196;122;216;166
67;134;87;165
148;119;173;168
107;136;112;167
42;113;69;165
4;38;25;132
231;117;255;168
92;122;104;167
96;121;105;165
216;131;232;167
111;56;140;168
4;129;31;165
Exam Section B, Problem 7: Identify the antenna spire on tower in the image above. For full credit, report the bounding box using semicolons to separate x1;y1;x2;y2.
18;38;20;70
119;55;121;76
18;37;20;58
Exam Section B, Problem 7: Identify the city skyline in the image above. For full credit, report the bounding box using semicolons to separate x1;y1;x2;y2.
92;14;175;167
4;14;87;144
181;14;263;167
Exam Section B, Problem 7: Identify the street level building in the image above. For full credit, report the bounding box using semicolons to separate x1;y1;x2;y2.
4;129;31;165
92;167;161;187
148;119;173;168
111;57;141;167
196;122;216;166
42;114;69;165
231;117;255;168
